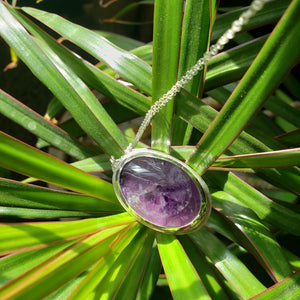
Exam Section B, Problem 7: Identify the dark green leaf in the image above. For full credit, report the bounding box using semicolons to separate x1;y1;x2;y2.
12;9;151;116
180;236;230;300
0;241;75;286
89;226;150;299
205;171;300;235
211;0;290;41
114;231;155;300
188;0;300;173
205;36;267;91
0;178;121;212
173;0;212;145
212;190;293;281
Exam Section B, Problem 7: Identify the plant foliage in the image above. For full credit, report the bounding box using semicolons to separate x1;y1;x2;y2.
0;0;299;299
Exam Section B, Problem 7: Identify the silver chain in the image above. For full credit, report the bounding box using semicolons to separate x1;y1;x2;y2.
111;0;268;168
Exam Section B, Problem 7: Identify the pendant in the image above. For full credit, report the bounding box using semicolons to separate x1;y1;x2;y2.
112;149;211;234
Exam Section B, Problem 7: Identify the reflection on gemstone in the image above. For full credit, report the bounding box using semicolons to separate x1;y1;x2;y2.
119;156;202;228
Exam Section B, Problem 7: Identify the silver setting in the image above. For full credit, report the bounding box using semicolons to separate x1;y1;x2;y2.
112;149;212;234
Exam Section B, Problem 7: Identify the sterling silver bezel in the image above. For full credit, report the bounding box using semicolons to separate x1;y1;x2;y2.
112;148;211;234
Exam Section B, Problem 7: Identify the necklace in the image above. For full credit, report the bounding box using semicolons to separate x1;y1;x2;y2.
112;0;267;234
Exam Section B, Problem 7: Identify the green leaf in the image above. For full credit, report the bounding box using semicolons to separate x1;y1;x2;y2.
106;0;154;23
176;89;300;194
0;206;113;220
131;42;153;64
205;171;300;235
250;271;300;300
283;72;300;99
265;94;300;128
113;231;155;300
151;0;183;153
190;228;265;298
44;97;64;120
178;0;212;93
71;155;112;173
0;89;94;160
156;233;211;300
45;269;92;300
136;243;162;300
87;226;150;299
22;6;152;95
67;223;143;299
0;178;121;212
0;213;133;254
180;236;229;300
0;132;119;203
0;224;133;299
0;241;75;286
212;190;293;281
211;0;290;41
0;4;128;158
282;249;300;270
205;35;267;91
188;0;300;173
207;86;283;137
173;0;213;145
35;38;128;156
96;31;144;51
206;209;240;244
212;148;300;169
12;9;151;116
276;129;300;147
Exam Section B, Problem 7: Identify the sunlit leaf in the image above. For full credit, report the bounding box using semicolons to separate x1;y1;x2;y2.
66;223;143;299
151;0;183;153
0;89;94;160
157;233;211;299
22;6;152;95
0;213;133;254
212;148;300;169
0;132;118;202
0;224;133;299
190;228;265;298
250;271;300;300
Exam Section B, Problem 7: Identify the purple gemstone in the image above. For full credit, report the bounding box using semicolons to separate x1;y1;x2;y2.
119;156;201;228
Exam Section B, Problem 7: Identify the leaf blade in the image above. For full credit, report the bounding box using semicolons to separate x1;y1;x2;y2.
0;4;127;158
190;228;265;298
156;233;211;300
151;0;184;153
212;148;300;169
0;213;133;255
0;131;118;203
0;89;94;160
22;6;152;95
188;0;300;173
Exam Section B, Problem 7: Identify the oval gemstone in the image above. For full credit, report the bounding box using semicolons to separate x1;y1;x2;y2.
119;156;202;228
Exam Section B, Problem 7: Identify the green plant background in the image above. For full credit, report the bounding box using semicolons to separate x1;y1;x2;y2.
0;0;299;299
